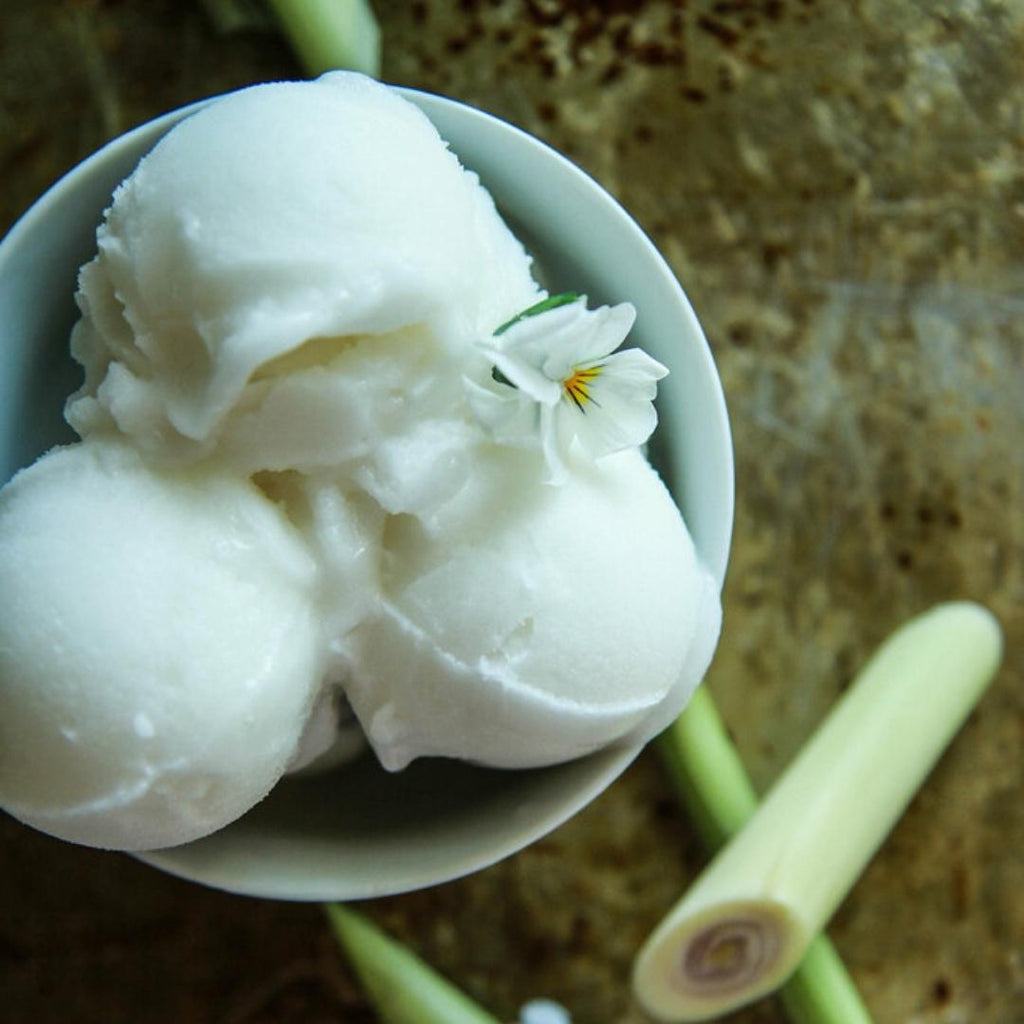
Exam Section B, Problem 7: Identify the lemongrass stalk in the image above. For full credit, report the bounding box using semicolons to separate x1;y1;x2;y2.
656;686;760;848
777;940;875;1024
269;0;381;78
635;602;1002;1022
656;689;871;1024
325;903;500;1024
199;0;276;33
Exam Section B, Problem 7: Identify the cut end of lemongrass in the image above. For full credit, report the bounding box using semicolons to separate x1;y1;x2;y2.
636;601;1002;1023
634;900;803;1022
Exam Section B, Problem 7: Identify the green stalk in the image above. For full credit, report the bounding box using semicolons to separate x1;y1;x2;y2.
635;602;1002;1022
656;686;760;848
777;940;876;1024
325;903;500;1024
655;688;871;1023
269;0;381;78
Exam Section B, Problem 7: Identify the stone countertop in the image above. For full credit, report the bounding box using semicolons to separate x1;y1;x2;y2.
2;2;1021;1021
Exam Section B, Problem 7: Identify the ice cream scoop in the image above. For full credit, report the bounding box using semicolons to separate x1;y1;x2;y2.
66;72;540;463
345;447;720;771
0;440;321;850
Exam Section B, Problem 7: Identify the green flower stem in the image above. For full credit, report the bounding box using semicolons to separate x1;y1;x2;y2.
636;602;1002;1022
325;903;500;1024
494;292;581;336
268;0;381;78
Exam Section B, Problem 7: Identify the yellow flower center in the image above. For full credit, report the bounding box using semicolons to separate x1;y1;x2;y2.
563;364;603;411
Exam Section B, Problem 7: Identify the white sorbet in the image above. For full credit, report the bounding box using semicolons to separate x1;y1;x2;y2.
0;72;723;853
66;71;540;462
0;441;321;850
342;448;721;771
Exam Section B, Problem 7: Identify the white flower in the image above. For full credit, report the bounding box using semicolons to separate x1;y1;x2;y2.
466;294;668;483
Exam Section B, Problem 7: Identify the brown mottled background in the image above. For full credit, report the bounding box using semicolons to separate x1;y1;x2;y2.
2;2;1021;1022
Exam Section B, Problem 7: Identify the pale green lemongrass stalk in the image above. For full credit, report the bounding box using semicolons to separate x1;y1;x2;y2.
269;0;381;77
635;602;1002;1022
200;0;277;33
656;687;872;1024
325;903;500;1024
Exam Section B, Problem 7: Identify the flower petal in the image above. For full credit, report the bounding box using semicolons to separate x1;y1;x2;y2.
542;301;636;379
598;347;669;399
492;298;587;361
567;385;659;457
539;402;568;484
464;377;541;447
479;344;562;405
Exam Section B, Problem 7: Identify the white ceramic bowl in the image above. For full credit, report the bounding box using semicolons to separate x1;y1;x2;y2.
0;87;733;900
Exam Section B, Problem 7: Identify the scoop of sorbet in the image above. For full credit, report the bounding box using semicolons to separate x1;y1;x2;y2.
66;71;539;462
0;441;322;850
343;447;721;771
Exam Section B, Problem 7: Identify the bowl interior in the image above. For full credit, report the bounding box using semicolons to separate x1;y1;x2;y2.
0;89;733;900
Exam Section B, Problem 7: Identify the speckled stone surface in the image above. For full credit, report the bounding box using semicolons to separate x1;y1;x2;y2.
1;2;1021;1022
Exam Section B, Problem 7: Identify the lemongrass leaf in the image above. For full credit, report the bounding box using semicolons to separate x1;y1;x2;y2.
655;686;758;848
325;903;500;1024
656;687;870;1023
269;0;381;78
636;602;1002;1022
778;939;873;1024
